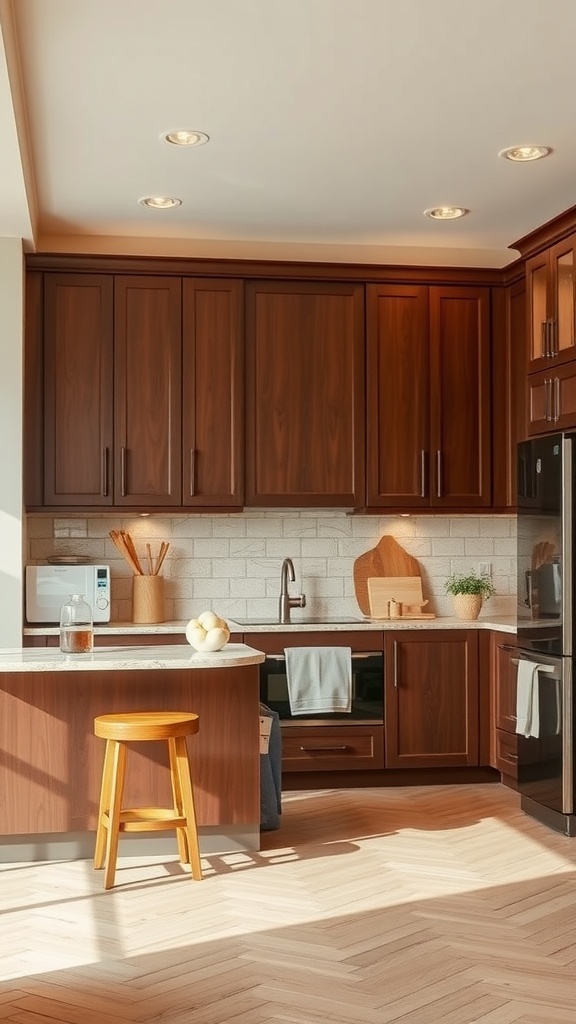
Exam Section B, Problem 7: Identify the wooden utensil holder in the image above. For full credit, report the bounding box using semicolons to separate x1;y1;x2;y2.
132;575;165;624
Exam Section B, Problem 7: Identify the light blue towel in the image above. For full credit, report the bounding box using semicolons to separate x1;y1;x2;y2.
285;646;352;715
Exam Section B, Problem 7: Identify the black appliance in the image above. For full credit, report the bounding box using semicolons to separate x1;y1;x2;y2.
259;650;384;723
516;433;575;834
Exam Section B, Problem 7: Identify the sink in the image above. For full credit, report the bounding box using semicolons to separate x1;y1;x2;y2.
233;616;364;625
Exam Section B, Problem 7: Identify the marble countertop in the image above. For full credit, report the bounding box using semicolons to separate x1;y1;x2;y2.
0;643;265;673
24;615;518;636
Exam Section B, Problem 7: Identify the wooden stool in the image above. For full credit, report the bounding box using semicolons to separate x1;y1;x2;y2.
93;711;202;889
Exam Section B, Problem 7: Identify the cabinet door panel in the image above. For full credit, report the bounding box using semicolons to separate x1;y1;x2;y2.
526;236;576;374
366;285;429;506
182;279;244;506
430;287;491;507
385;631;479;768
526;253;550;370
245;281;365;506
527;362;576;435
44;273;113;505
114;277;182;505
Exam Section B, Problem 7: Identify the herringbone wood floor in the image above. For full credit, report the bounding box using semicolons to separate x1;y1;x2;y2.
1;784;576;1023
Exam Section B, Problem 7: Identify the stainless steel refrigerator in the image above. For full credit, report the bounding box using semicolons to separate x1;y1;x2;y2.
517;433;575;835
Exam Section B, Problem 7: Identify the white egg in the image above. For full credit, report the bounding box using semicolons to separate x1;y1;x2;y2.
202;626;230;651
185;622;207;649
198;610;222;631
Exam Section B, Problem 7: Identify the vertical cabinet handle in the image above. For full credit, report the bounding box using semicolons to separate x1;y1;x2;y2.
189;448;196;497
544;379;551;421
436;450;442;498
101;447;109;497
420;450;427;498
120;446;127;497
541;320;548;358
550;318;558;358
393;641;398;687
554;377;560;422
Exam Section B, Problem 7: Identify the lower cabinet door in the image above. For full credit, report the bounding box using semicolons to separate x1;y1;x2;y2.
494;729;519;780
281;725;384;771
385;630;479;768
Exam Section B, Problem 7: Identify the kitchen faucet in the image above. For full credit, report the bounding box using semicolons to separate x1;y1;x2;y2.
279;558;306;624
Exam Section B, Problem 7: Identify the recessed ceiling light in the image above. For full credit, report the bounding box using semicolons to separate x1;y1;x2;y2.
138;196;182;210
162;130;210;147
499;145;551;162
424;206;469;220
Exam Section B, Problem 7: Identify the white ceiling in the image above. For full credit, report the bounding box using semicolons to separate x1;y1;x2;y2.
2;0;576;267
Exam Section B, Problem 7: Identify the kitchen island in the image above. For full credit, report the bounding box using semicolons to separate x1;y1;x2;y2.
0;643;265;861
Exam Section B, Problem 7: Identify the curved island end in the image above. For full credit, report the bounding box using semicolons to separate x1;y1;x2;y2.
0;643;265;862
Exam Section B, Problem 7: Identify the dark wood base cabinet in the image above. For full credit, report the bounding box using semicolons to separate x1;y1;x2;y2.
384;630;481;768
281;725;384;772
489;632;519;786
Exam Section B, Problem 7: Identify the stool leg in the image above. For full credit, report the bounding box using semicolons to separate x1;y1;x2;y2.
173;736;202;880
168;737;189;865
103;740;127;890
94;739;115;870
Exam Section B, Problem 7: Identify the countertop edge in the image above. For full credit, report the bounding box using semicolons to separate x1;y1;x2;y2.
23;616;518;636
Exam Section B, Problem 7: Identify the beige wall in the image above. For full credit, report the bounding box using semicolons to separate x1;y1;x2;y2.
0;238;24;645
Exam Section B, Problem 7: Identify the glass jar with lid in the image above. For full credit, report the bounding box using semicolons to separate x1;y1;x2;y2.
59;594;94;654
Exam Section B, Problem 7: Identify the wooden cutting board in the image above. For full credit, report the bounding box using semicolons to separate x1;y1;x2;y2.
353;535;422;616
367;576;436;619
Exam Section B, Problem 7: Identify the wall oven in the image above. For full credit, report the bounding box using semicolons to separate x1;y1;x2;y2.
259;650;384;724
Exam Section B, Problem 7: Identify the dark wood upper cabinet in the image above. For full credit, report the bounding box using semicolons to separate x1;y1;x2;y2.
43;273;114;506
244;281;365;507
526;234;576;374
367;284;491;509
430;287;491;507
113;276;182;506
384;630;480;769
491;279;525;509
366;284;430;507
182;279;244;507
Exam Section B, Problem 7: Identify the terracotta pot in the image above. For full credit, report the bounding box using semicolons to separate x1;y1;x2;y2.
452;593;483;621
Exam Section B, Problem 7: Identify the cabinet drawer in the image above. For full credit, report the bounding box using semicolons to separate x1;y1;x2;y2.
495;729;518;778
281;725;384;772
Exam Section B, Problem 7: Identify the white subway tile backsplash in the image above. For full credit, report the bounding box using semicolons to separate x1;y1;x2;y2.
432;538;465;556
212;518;247;538
265;538;302;558
193;538;230;558
450;518;480;536
463;538;495;556
246;517;283;537
171;517;210;538
26;513;517;623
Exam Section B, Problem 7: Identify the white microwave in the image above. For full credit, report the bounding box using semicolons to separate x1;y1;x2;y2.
26;565;111;623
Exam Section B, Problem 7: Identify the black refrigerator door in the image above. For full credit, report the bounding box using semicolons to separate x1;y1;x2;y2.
517;435;567;656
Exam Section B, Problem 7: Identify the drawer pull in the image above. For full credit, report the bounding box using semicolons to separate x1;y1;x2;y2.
299;745;348;752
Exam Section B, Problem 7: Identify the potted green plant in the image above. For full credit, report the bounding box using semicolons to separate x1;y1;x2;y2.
444;569;496;621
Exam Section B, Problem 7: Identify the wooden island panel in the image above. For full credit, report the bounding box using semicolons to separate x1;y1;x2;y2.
0;665;260;835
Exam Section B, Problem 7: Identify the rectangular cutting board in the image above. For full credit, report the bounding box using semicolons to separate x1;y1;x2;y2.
367;576;436;619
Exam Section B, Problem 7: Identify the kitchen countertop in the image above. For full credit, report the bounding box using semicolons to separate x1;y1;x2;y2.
23;615;518;636
0;643;265;673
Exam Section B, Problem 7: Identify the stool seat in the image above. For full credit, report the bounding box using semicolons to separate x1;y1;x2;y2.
95;711;199;742
93;710;202;889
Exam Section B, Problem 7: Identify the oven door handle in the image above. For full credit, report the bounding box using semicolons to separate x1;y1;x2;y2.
265;651;382;661
510;657;559;678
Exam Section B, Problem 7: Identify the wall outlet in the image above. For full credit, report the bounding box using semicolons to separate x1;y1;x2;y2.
478;562;492;577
